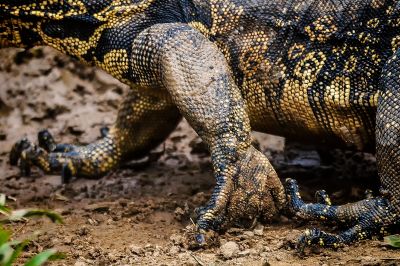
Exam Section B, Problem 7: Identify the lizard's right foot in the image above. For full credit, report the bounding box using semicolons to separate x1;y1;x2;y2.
10;129;121;182
194;147;286;245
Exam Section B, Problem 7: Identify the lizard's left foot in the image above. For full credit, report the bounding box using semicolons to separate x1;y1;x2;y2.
285;178;399;251
194;147;286;245
10;129;121;182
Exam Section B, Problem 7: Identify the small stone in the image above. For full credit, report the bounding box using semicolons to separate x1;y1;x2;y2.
220;241;240;259
253;225;264;236
174;207;185;221
129;245;143;256
260;252;269;258
169;245;180;255
275;255;283;261
238;249;251;257
64;235;73;245
249;248;258;255
76;226;90;236
145;244;154;250
87;218;98;226
243;231;255;238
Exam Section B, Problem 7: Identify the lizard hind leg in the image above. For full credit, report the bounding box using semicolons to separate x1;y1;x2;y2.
285;178;398;250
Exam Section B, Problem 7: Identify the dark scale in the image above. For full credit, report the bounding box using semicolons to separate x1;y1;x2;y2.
1;0;400;249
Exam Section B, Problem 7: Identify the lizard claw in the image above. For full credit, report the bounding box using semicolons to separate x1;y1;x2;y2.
195;147;285;237
10;137;32;166
10;129;119;181
286;178;399;250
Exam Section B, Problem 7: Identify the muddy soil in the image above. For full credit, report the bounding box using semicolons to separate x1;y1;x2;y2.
0;47;399;265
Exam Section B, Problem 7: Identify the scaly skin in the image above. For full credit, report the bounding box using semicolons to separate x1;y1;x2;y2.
1;0;400;248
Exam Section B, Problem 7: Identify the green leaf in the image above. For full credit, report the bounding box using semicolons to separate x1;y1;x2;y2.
7;210;64;224
0;195;6;207
0;228;11;246
4;239;30;266
0;243;14;266
384;235;400;248
24;249;59;266
0;205;11;216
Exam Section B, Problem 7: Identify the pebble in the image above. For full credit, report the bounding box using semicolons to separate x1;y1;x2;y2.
169;246;180;255
62;235;73;245
220;241;240;259
243;231;255;238
129;245;144;256
254;225;264;236
238;249;251;257
260;252;269;258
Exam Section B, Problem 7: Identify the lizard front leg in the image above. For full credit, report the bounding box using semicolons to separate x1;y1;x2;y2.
10;88;181;182
133;23;286;239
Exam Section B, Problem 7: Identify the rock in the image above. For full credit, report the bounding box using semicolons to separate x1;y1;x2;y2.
220;241;239;259
253;225;264;236
63;235;73;245
239;230;255;239
249;248;258;255
76;226;90;236
169;245;180;255
243;231;255;238
174;207;185;221
238;249;251;257
129;245;144;256
260;252;269;258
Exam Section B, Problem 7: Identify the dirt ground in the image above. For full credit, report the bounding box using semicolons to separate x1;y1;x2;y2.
0;47;399;265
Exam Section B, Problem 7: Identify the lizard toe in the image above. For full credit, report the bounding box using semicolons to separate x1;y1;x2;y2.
195;147;285;239
286;179;400;250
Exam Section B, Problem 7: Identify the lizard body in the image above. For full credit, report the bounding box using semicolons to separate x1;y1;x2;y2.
1;0;399;248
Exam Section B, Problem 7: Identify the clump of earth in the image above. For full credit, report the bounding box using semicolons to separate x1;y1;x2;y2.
0;47;398;265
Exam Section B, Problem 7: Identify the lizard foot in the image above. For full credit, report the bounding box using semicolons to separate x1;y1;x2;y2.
194;147;286;245
285;178;399;251
10;129;121;182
